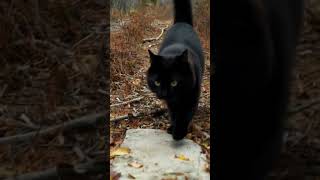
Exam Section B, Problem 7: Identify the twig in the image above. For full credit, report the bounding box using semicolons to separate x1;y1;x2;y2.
110;96;144;108
72;145;87;162
19;113;38;129
72;32;94;50
143;25;168;43
0;112;107;145
5;159;106;180
111;108;167;122
0;84;8;98
11;39;58;49
288;98;320;116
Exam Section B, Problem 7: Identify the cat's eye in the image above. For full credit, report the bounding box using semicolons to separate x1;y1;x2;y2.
154;81;160;86
170;80;178;87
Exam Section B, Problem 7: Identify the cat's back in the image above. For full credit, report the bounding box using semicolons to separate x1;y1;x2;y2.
160;23;203;61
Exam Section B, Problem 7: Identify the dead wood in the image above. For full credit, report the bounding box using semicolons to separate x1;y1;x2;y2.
110;96;144;108
143;25;168;43
5;159;106;180
111;108;167;122
289;97;320;116
0;112;107;145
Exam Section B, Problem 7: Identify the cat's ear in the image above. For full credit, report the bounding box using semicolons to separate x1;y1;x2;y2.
178;49;189;63
148;49;158;64
148;49;155;57
181;49;189;59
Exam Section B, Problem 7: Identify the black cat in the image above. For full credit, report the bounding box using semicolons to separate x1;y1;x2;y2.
147;0;204;140
212;0;304;179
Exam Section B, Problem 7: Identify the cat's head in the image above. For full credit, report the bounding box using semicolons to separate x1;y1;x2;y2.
146;49;196;101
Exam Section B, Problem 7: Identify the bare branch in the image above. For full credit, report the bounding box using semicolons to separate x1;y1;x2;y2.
110;96;144;108
143;25;168;43
289;98;320;116
5;160;106;180
111;108;167;122
0;112;107;145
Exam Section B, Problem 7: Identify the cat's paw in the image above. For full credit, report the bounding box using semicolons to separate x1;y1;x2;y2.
167;126;173;134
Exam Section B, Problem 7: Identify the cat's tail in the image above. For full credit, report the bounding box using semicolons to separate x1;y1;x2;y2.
173;0;193;26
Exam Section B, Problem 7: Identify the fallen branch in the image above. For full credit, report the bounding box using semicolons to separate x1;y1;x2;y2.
0;111;107;145
288;97;320;116
6;159;106;180
143;25;168;43
110;96;144;108
111;108;167;122
71;32;94;50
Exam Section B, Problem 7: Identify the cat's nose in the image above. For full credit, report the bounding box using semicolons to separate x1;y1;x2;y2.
159;91;168;98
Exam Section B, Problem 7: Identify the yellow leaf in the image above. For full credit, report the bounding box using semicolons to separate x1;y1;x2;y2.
204;163;210;172
128;161;143;168
174;154;190;161
111;147;131;158
132;78;141;86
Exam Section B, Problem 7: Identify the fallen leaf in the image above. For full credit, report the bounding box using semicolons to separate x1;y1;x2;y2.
110;171;121;180
204;163;210;172
132;78;141;86
128;173;136;179
111;147;131;158
174;154;190;161
128;161;143;168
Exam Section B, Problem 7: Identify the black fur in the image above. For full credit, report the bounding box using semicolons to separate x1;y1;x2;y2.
173;0;193;26
147;0;204;140
212;0;304;179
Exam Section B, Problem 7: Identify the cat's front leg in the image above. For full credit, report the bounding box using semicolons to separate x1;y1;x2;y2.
167;108;176;135
172;110;193;140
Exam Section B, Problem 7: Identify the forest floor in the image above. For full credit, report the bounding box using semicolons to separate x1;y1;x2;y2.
109;4;320;180
273;15;320;180
109;4;211;173
0;1;319;180
0;1;107;179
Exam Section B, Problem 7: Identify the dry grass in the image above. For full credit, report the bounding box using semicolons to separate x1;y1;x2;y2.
0;1;106;177
111;6;156;93
110;0;210;89
194;0;210;50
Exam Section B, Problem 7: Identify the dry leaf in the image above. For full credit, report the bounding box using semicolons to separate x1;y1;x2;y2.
128;173;136;179
204;163;210;172
174;154;190;161
132;78;141;86
128;161;143;168
110;171;121;180
111;147;131;158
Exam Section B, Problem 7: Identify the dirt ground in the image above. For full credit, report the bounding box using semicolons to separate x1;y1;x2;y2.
271;11;320;180
0;1;107;179
109;3;320;180
109;2;210;178
0;1;319;179
110;1;210;167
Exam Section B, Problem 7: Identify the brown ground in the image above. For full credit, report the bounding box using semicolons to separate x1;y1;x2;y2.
0;0;319;179
109;3;320;180
109;2;210;177
0;1;107;179
271;10;320;180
